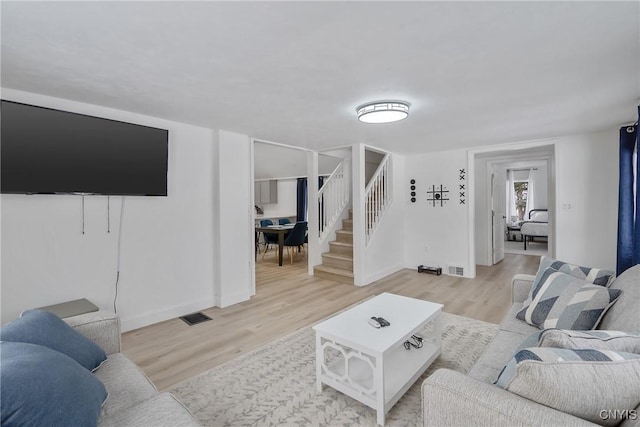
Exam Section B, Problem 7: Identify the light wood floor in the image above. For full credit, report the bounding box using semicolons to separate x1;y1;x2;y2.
121;251;539;391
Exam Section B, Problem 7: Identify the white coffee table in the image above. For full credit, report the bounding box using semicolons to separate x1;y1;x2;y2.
313;292;442;426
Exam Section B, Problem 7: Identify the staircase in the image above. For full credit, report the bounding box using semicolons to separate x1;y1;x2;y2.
314;210;354;285
312;150;390;286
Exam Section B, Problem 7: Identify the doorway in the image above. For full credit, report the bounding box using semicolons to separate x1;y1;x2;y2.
472;144;555;267
251;140;341;293
253;141;311;282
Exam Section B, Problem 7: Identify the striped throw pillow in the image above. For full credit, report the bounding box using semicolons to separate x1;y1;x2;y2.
522;258;616;308
539;329;640;353
516;269;621;330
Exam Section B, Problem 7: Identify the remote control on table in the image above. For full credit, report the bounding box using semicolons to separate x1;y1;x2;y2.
376;317;390;327
368;317;381;328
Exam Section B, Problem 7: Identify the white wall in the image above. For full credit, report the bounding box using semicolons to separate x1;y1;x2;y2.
260;179;297;218
471;129;617;271
214;130;254;306
532;164;548;209
360;154;405;284
1;89;216;330
402;149;472;277
365;150;385;185
554;129;618;269
474;158;491;266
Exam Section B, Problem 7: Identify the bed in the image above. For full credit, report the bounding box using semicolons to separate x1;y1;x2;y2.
520;209;548;250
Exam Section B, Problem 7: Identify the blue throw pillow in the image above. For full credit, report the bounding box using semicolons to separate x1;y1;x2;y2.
0;309;107;371
0;341;108;427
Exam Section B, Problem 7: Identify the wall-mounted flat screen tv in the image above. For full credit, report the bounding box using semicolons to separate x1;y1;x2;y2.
1;100;168;196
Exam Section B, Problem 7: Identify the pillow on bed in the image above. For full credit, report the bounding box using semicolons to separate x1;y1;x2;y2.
530;211;548;222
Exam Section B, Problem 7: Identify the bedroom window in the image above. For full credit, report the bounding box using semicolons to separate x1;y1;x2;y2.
514;181;528;221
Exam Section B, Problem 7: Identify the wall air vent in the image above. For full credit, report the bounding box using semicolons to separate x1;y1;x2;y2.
448;266;464;276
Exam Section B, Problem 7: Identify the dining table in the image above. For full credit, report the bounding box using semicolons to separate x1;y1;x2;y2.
255;223;295;266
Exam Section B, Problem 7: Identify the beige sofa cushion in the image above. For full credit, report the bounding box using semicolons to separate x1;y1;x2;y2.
539;329;640;353
495;347;640;427
598;265;640;332
99;393;201;427
468;329;530;383
94;353;157;417
468;304;539;383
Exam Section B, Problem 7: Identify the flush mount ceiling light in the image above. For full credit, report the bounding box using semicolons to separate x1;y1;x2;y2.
356;101;410;124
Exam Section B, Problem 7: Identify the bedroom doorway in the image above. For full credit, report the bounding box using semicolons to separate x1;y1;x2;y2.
502;162;549;257
472;144;555;267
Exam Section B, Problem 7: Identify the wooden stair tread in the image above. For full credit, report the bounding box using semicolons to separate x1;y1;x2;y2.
314;265;354;278
321;252;353;261
329;241;352;247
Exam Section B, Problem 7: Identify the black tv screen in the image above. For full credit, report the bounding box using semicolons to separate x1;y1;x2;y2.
1;100;168;196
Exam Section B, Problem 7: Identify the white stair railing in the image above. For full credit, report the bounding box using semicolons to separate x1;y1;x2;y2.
365;153;391;244
318;161;349;243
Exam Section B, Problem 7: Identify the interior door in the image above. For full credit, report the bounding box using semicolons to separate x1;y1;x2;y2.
491;166;506;264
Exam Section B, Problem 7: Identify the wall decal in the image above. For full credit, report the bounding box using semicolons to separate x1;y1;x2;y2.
458;168;466;204
410;179;417;203
427;184;449;207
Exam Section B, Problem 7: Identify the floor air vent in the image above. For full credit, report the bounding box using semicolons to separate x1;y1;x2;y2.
448;266;464;276
179;312;212;326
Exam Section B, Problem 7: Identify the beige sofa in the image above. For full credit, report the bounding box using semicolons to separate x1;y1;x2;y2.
64;310;200;427
421;264;640;426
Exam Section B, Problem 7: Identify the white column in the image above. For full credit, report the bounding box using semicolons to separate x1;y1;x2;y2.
307;150;320;274
214;130;253;307
352;144;365;286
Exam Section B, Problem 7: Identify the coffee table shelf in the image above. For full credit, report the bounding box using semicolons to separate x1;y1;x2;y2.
313;293;442;426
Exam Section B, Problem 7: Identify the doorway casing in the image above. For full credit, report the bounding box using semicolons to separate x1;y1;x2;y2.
467;140;557;275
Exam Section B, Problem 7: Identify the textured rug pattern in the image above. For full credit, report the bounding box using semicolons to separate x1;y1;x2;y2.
171;312;498;426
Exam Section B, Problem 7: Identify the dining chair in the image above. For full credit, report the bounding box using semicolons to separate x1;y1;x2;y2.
283;221;307;264
260;219;279;260
278;218;292;240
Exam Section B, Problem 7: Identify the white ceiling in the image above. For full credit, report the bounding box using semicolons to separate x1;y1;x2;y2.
253;142;341;180
2;2;638;154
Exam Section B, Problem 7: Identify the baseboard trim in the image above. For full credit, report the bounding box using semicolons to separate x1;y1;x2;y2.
358;263;404;286
218;290;251;308
120;298;215;333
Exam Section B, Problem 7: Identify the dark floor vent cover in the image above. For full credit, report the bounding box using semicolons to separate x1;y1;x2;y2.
179;312;212;326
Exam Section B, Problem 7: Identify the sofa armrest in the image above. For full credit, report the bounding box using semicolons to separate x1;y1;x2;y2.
63;310;121;355
422;369;596;427
511;274;535;303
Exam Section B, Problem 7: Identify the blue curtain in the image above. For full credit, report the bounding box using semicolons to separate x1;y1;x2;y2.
616;106;639;275
296;178;307;222
297;176;326;223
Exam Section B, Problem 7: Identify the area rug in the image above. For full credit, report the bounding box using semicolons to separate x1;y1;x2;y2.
170;312;498;427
